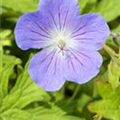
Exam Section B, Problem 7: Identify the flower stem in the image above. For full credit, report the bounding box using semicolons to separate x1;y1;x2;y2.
103;44;119;58
70;84;81;101
102;44;120;66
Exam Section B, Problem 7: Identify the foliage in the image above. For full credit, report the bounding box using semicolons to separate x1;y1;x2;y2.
0;0;120;120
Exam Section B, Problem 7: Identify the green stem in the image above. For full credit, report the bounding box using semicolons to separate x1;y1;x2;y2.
70;84;81;101
103;44;119;58
102;44;120;65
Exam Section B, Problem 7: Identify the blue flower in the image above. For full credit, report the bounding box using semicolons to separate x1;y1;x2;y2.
15;0;110;91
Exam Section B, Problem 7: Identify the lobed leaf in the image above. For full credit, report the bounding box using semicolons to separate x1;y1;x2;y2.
1;108;85;120
1;59;50;112
88;81;120;120
0;55;21;99
108;61;120;90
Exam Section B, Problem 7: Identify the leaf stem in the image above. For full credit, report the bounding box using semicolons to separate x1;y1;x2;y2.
70;84;81;101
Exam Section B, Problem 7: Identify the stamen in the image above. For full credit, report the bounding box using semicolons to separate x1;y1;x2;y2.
58;39;66;50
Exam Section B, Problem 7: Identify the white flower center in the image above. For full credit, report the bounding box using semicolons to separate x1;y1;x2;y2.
50;29;76;52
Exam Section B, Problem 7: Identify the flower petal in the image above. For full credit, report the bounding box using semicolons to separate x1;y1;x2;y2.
70;13;110;51
15;11;52;50
64;50;103;83
28;48;65;91
38;0;80;30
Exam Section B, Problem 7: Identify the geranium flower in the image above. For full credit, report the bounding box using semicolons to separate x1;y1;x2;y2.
15;0;110;91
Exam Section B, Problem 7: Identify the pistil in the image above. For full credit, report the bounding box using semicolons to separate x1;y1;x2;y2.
58;39;66;50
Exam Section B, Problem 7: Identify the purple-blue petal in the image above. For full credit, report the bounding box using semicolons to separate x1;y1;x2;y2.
14;11;52;50
69;13;110;51
38;0;80;30
28;48;66;91
64;50;103;83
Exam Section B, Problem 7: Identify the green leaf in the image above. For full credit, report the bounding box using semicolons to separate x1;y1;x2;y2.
0;29;12;39
1;108;85;120
96;81;115;99
94;0;120;22
0;89;22;113
55;99;76;114
78;0;120;22
1;58;50;113
10;60;50;109
0;55;21;99
0;29;12;47
97;81;120;101
77;94;93;120
2;55;21;64
88;81;120;120
1;109;32;120
112;25;120;33
1;0;39;13
33;114;85;120
78;0;97;13
88;100;120;120
27;105;66;116
29;106;85;120
77;94;92;112
108;61;120;90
